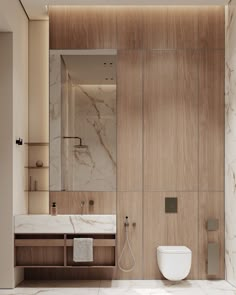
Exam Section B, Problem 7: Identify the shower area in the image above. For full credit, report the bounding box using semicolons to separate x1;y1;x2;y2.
50;52;117;192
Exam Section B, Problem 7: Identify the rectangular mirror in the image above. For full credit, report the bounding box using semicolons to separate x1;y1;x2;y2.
50;50;117;192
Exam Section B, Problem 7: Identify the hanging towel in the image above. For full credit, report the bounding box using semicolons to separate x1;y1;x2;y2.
73;238;93;262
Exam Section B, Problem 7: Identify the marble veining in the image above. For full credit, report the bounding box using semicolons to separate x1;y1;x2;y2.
66;84;116;191
14;215;116;234
50;51;116;192
1;280;235;295
226;1;236;288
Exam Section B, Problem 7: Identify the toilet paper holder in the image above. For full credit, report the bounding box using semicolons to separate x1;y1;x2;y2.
207;242;219;275
206;218;219;275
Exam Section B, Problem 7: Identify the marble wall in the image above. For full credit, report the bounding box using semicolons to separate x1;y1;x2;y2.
50;52;116;191
226;0;236;287
63;84;116;191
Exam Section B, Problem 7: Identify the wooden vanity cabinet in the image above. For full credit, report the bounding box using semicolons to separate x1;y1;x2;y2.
15;234;116;268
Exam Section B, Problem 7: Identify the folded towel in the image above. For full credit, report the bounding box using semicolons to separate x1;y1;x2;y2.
73;238;93;262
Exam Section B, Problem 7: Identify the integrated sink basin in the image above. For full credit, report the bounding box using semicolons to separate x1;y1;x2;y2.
15;214;116;234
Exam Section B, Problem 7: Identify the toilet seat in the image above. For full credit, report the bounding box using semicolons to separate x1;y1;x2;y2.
158;246;191;254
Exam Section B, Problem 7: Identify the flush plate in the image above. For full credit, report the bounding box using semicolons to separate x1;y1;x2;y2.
165;197;178;213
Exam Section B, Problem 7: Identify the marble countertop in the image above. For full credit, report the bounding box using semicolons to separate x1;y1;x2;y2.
14;214;116;234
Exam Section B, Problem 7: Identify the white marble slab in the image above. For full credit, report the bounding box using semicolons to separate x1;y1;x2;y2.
1;280;235;295
14;215;116;234
226;0;236;288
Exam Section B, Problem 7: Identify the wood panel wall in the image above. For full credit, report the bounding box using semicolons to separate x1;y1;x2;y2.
49;192;116;215
144;50;198;191
47;6;225;281
49;6;225;50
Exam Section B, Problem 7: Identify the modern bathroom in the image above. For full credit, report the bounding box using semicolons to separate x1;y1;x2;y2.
0;0;236;294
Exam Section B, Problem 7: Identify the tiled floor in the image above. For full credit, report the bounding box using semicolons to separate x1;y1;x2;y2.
0;280;235;295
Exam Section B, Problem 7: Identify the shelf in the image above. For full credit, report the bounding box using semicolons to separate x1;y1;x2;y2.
25;142;49;146
15;239;116;247
15;265;116;269
25;166;49;169
25;190;49;193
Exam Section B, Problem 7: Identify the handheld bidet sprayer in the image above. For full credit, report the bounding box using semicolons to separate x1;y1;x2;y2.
118;216;136;273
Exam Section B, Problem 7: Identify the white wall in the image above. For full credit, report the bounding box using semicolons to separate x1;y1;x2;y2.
0;0;28;288
28;21;49;214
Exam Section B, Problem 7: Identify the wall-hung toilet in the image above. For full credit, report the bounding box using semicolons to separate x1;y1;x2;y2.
157;246;192;281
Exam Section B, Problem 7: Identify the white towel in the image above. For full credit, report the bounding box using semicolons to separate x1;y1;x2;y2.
73;238;93;262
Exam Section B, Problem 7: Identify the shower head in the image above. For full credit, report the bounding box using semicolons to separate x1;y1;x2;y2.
74;144;88;149
63;136;88;149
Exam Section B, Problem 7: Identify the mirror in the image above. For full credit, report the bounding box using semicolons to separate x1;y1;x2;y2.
50;50;117;192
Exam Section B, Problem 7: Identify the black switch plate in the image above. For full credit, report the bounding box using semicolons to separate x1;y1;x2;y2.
165;197;178;213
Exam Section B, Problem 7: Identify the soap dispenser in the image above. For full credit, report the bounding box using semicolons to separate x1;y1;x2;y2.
51;202;57;216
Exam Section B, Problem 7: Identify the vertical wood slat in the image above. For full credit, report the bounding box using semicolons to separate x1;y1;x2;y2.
144;50;177;191
116;7;144;49
116;192;143;279
199;50;225;191
167;6;199;49
167;192;199;279
143;7;168;49
198;6;225;49
49;6;117;49
117;50;143;191
144;50;198;191
143;192;167;279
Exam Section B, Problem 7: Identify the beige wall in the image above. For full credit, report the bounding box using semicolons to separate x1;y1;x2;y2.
28;21;49;214
0;0;28;288
0;33;14;289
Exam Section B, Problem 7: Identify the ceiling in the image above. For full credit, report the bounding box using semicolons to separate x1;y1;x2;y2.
62;55;116;85
20;0;228;20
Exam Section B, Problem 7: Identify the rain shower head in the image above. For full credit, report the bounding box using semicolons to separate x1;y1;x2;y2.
63;136;88;149
74;144;88;149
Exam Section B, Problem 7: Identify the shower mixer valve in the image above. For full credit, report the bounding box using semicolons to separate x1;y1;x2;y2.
124;216;136;227
124;216;129;227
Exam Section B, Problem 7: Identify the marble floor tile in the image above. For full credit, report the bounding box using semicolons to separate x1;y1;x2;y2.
18;280;101;288
0;288;99;295
0;280;235;295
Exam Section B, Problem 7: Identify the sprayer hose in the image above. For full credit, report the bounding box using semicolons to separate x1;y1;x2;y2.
118;226;136;273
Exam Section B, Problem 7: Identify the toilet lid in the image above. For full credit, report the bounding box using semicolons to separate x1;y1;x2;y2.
157;246;191;254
